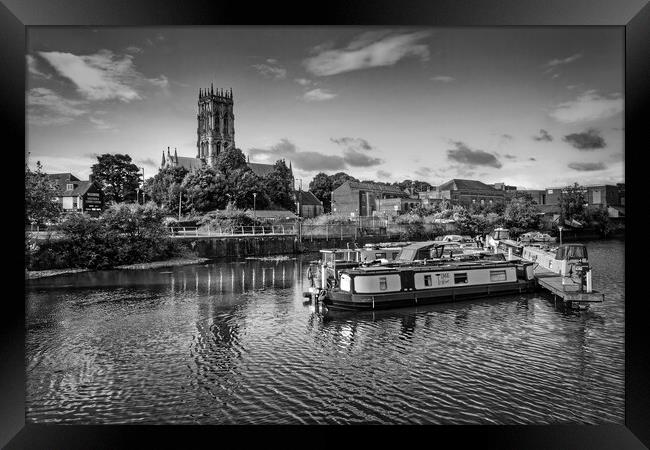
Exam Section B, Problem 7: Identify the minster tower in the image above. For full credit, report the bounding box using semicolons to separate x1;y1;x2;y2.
197;84;235;165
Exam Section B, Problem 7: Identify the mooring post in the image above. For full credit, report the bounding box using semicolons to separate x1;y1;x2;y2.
586;270;593;293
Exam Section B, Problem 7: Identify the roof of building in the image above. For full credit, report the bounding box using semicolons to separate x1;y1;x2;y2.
296;191;322;206
438;179;499;192
50;179;95;197
174;156;204;171
340;181;408;196
47;173;80;182
247;162;276;178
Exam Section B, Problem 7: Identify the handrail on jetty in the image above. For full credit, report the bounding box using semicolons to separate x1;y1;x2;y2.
168;225;297;237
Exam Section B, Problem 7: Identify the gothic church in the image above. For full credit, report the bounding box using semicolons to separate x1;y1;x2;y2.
160;85;281;179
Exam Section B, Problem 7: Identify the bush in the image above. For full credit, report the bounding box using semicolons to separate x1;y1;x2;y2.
26;203;178;270
196;205;262;232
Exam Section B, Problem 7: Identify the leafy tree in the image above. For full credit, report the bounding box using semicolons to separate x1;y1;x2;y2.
91;154;141;204
329;172;359;190
586;206;611;237
25;161;62;225
181;166;225;214
559;183;587;225
144;166;188;212
262;160;295;210
503;192;541;236
229;168;269;210
215;147;248;177
392;179;433;195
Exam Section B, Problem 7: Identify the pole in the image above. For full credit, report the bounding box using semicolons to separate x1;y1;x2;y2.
253;192;257;220
141;167;145;204
178;190;182;221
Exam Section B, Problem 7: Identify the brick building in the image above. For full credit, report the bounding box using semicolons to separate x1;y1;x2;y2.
296;191;324;218
332;181;409;217
419;179;506;208
48;173;104;217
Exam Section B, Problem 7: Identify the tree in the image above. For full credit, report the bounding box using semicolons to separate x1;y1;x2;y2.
144;166;188;212
229;168;269;210
181;166;225;214
25;161;62;225
559;183;587;225
262;160;295;210
91;154;141;204
393;179;433;195
215;147;248;177
586;206;611;237
503;192;541;235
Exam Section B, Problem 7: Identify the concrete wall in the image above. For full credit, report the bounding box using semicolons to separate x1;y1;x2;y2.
193;235;299;258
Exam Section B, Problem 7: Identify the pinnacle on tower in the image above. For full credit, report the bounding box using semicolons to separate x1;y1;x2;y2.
161;150;165;167
174;148;178;161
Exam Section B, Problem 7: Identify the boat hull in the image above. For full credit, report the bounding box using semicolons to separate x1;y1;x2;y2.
324;280;534;310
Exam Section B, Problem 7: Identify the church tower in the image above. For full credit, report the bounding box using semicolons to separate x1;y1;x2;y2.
197;84;235;166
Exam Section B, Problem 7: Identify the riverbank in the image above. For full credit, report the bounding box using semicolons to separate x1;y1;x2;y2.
26;256;212;279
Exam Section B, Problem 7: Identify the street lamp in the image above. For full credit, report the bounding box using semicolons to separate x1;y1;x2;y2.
558;226;564;246
253;192;257;220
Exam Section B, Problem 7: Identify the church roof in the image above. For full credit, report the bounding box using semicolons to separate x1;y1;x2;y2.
174;156;204;171
247;162;275;178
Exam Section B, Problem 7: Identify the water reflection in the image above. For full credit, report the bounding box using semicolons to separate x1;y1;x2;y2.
26;241;624;425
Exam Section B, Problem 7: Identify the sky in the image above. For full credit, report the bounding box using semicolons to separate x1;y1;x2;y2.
26;27;624;189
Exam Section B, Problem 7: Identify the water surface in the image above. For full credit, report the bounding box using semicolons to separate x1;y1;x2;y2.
26;239;625;424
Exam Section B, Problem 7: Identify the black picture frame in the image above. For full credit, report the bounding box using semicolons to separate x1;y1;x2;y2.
3;0;646;447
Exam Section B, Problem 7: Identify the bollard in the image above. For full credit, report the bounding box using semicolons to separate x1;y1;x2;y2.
508;248;513;260
586;270;593;293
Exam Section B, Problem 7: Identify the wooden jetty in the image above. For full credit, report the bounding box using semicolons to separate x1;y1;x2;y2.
532;264;604;306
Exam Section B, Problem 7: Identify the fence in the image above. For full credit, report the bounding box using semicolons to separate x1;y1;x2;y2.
169;225;298;237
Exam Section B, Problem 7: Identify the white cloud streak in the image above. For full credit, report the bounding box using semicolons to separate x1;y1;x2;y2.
302;88;337;102
39;49;167;102
27;87;87;126
304;30;432;76
549;90;623;123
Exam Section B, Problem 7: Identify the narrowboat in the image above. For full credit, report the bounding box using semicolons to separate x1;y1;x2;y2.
315;241;536;310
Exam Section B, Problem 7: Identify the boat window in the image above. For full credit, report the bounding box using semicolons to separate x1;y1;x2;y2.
375;252;386;259
555;245;588;260
490;270;507;282
454;273;468;284
424;275;432;286
379;277;387;290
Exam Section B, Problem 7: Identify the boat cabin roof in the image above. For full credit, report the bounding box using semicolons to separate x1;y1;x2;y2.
399;241;438;251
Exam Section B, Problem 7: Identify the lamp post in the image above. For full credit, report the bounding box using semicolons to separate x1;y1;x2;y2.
558;226;564;246
253;192;257;220
178;190;182;221
136;188;140;205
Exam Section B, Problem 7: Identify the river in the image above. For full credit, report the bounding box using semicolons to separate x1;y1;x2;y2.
25;239;625;424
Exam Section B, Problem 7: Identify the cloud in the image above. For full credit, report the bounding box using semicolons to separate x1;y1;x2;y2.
26;55;52;79
563;128;606;150
304;30;431;76
342;149;383;167
252;59;287;80
446;141;502;168
529;157;537;161
501;134;513;140
27;87;87;125
533;129;553;142
503;154;517;160
414;167;433;178
551;73;560;79
38;49;167;102
431;75;454;83
376;170;392;179
138;158;157;168
248;138;346;171
88;116;115;131
331;136;383;167
125;46;143;54
330;137;373;150
295;78;312;86
545;53;583;68
549;90;623;123
568;162;606;171
302;88;337;101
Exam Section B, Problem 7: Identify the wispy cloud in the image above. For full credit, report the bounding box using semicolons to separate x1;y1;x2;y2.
28;87;87;126
304;30;432;76
533;129;553;142
568;162;606;171
302;88;337;102
294;78;313;86
125;46;143;54
376;170;392;179
544;53;583;68
446;141;502;169
88;116;115;131
549;90;623;123
249;138;346;171
39;49;167;102
331;137;383;167
26;55;52;79
431;75;454;83
252;59;287;80
563;129;606;150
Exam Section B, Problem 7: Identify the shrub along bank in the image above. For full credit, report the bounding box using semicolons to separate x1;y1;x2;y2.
26;203;182;271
